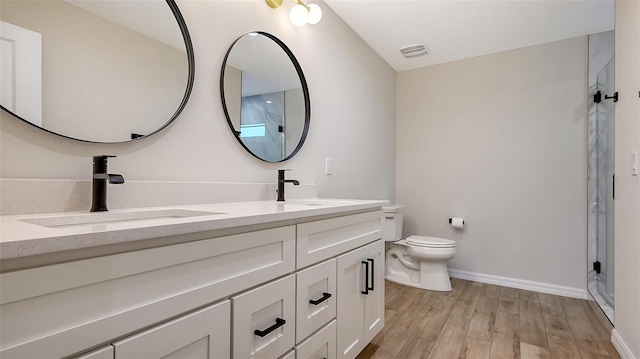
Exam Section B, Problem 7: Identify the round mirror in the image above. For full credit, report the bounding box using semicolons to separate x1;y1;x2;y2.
0;0;194;143
221;32;310;163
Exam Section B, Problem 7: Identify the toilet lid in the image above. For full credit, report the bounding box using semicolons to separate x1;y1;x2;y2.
406;235;456;248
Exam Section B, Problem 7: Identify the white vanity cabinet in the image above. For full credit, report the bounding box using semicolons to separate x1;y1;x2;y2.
0;205;385;359
336;240;385;359
296;211;385;359
0;226;295;358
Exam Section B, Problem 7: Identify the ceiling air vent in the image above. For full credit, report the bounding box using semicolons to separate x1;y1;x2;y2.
400;44;429;58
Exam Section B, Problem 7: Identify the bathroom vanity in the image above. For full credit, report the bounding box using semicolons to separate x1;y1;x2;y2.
0;199;386;359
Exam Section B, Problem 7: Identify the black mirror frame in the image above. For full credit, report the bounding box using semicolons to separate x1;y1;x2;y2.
220;31;311;163
0;0;195;144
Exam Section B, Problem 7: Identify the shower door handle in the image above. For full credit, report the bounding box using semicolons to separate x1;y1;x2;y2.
613;174;615;200
605;92;619;102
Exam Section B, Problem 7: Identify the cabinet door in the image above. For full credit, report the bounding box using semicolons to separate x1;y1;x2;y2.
336;240;385;359
112;300;230;359
296;259;336;343
232;275;295;359
336;245;367;359
363;240;384;343
295;320;336;359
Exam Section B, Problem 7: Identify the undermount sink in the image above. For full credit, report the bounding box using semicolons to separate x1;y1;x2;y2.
20;209;225;229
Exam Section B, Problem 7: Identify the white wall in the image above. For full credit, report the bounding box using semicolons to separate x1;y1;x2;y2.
396;37;588;291
0;0;396;202
614;1;640;357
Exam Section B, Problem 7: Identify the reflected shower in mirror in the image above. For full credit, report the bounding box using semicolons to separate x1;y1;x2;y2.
0;0;194;143
221;32;310;163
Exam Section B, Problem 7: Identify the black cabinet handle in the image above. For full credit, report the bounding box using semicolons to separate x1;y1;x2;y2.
309;292;332;305
254;318;286;337
361;260;370;295
367;258;375;291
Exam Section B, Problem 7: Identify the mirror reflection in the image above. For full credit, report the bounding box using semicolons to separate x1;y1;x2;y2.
221;32;310;162
0;0;193;143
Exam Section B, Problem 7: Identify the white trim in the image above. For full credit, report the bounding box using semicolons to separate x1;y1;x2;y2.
612;329;637;359
448;269;588;299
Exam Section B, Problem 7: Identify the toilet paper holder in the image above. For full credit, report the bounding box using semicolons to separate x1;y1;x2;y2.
448;218;464;224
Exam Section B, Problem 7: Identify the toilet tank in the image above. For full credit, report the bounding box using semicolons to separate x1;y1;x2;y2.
382;205;404;241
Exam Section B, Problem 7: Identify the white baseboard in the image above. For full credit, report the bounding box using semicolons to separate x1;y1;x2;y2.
612;329;637;359
448;269;588;299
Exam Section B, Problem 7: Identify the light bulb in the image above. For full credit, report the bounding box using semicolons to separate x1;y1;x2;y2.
307;3;322;24
289;4;309;27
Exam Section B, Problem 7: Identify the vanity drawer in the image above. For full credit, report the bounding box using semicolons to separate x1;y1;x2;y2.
112;300;230;359
296;259;336;343
297;210;383;269
232;275;295;359
0;226;295;358
296;320;337;359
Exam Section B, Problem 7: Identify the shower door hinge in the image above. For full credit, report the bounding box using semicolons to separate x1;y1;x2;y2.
594;91;602;103
593;261;601;274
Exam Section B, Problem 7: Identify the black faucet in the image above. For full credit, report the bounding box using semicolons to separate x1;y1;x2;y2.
277;169;300;202
90;155;125;212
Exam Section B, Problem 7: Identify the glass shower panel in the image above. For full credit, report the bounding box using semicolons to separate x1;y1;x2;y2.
588;57;615;322
600;58;615;306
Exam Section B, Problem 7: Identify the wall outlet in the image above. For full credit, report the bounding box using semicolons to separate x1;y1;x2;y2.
325;158;333;175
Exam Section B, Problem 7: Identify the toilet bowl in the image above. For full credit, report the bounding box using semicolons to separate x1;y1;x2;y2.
383;206;457;292
386;236;456;291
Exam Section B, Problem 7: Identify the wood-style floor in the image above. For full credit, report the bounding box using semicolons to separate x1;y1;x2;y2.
357;279;620;359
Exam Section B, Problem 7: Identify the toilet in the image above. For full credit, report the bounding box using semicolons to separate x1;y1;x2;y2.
383;205;457;291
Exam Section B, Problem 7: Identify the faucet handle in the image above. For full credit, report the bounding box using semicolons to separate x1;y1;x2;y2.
108;174;125;184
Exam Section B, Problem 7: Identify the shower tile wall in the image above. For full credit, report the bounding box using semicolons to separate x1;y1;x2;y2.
241;91;285;162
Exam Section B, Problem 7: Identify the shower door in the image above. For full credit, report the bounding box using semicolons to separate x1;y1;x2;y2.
588;57;615;321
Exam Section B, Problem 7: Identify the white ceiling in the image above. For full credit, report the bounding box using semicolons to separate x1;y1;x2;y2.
323;0;615;72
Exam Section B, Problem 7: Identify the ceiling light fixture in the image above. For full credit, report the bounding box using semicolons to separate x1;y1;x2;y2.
265;0;322;27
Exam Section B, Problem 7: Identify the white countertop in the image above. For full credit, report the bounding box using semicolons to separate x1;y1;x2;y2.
0;199;388;260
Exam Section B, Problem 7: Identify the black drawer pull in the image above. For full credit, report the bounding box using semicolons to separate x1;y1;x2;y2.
368;258;375;291
361;260;370;295
309;292;332;305
254;318;286;337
